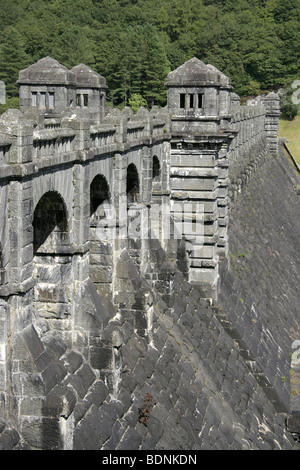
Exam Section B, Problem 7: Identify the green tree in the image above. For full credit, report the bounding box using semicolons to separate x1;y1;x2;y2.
280;84;299;120
0;27;31;98
0;97;19;116
50;24;96;69
129;93;147;113
140;24;170;107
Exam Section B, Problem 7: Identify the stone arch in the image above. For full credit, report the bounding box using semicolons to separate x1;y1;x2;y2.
32;191;72;320
126;163;140;204
89;174;113;296
33;191;69;254
90;174;111;222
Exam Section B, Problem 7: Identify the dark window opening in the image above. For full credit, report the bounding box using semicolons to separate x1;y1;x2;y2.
180;94;186;109
127;163;140;203
198;93;203;109
83;94;89;107
90;174;110;220
189;94;194;109
76;94;81;107
153;156;161;181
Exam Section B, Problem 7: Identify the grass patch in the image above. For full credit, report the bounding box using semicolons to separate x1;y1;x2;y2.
279;116;300;166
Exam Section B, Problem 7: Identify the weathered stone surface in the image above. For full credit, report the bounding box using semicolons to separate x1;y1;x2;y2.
0;55;299;452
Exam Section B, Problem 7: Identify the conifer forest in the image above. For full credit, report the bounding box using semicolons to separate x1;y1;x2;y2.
0;0;300;110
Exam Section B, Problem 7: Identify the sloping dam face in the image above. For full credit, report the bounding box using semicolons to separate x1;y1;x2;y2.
0;145;299;450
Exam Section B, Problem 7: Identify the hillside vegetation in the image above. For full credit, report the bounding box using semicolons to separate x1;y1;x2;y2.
1;0;300;108
279;117;300;165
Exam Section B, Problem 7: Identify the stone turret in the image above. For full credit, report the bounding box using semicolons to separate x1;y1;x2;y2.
17;57;108;125
71;64;107;124
166;57;232;134
17;57;77;117
166;57;233;300
260;92;281;155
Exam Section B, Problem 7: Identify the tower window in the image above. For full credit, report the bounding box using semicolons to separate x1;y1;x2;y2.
189;94;194;108
49;92;55;109
76;94;81;107
31;92;37;107
40;92;46;108
83;94;89;107
180;94;186;109
198;93;203;109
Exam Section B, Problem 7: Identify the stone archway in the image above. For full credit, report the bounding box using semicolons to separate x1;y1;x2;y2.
33;191;69;254
126;163;140;204
152;155;161;182
89;174;112;296
32;191;72;319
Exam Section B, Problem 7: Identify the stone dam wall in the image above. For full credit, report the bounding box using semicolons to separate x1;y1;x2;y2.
0;143;299;450
0;57;299;450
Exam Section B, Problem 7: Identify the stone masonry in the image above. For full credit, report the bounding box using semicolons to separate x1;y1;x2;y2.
0;57;299;450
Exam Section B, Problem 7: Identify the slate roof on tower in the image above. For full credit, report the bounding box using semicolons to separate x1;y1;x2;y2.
70;64;107;89
165;57;231;87
17;57;76;86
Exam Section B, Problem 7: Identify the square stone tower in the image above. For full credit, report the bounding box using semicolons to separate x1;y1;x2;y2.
17;57;108;125
17;57;77;118
70;64;107;124
166;58;233;300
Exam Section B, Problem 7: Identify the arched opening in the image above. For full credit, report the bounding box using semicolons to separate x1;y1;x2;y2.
90;174;110;223
152;155;161;182
33;191;69;254
126;163;140;204
32;191;72;319
89;175;113;296
153;155;161;180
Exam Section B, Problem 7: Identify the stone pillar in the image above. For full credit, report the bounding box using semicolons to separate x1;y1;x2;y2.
165;58;233;301
8;179;34;292
217;142;230;258
261;92;280;156
0;109;33;164
169;141;221;300
61;109;90;152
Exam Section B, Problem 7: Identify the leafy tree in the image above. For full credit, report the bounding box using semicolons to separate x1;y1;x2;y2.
140;24;171;107
280;85;299;120
281;101;298;120
129;93;147;113
50;24;96;69
0;27;31;98
0;97;19;116
0;0;300;102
